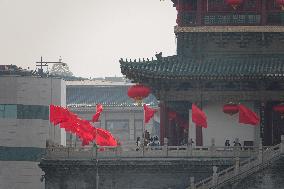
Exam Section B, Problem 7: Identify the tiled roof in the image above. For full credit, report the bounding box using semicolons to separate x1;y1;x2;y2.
67;86;158;107
120;55;284;81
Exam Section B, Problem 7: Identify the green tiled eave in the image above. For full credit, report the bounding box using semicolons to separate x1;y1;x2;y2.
67;86;158;107
120;55;284;81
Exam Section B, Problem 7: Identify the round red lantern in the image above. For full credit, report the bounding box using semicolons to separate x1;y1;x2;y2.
225;0;244;10
273;104;284;114
276;0;284;10
223;103;239;115
127;84;150;105
168;111;177;121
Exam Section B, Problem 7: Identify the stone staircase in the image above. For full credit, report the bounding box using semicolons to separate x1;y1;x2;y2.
186;137;284;189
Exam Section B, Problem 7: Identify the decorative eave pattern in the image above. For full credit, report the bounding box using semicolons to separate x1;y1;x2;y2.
175;26;284;33
120;55;284;81
67;86;158;107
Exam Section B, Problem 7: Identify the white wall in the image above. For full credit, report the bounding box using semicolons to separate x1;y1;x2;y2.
0;76;66;189
0;119;49;148
70;107;157;148
0;76;66;147
0;161;44;189
201;102;257;146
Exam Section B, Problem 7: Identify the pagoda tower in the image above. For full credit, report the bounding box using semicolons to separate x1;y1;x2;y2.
120;0;284;147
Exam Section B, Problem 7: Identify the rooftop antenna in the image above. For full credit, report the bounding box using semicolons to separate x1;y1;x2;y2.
36;56;66;76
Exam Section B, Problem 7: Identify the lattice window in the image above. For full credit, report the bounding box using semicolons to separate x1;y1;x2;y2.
179;12;197;26
267;0;280;11
243;0;258;11
267;13;284;25
208;0;226;11
204;14;261;25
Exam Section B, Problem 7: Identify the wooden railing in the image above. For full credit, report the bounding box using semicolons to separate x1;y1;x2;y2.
187;143;282;189
44;145;259;160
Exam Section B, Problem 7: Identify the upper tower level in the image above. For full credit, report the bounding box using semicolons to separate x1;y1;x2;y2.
172;0;284;26
172;0;284;57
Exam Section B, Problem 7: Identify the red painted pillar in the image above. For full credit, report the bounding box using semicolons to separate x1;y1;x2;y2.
261;0;267;25
196;127;203;146
159;101;167;146
195;101;203;146
196;0;203;25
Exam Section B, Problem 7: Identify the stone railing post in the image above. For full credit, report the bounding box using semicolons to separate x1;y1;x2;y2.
212;166;218;186
164;137;168;156
188;145;193;157
258;142;263;163
187;138;193;157
234;157;240;176
210;138;216;156
190;177;195;189
281;135;284;154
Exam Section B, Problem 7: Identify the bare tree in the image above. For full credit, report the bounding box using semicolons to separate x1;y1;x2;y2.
50;63;73;77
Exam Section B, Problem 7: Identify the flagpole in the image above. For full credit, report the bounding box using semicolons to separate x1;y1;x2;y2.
188;109;191;147
96;159;99;189
142;103;145;156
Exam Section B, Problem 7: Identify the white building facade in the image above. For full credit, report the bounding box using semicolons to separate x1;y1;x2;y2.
0;75;66;189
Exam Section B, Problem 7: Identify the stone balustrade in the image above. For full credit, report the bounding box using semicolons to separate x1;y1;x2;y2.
44;145;259;160
187;140;283;189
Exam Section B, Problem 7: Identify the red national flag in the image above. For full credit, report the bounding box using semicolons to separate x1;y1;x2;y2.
50;104;118;147
144;104;157;124
51;106;96;145
92;104;103;122
238;104;260;126
50;105;70;125
192;104;207;128
95;128;117;146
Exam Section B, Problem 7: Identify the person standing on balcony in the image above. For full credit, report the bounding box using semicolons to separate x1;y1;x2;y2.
136;137;141;151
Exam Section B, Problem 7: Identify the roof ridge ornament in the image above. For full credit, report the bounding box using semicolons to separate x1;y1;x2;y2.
155;52;163;61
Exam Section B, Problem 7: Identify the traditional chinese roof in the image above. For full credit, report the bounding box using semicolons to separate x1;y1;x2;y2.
120;55;284;81
67;85;158;107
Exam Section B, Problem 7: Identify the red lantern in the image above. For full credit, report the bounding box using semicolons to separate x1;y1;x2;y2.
273;104;284;114
276;0;284;10
168;111;177;121
223;104;239;115
127;84;150;105
225;0;244;10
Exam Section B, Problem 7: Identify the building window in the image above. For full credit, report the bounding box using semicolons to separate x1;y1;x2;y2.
106;120;129;142
17;105;49;120
0;104;17;118
0;104;49;120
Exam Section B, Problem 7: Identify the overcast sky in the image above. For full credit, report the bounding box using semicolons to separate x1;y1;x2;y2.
0;0;176;78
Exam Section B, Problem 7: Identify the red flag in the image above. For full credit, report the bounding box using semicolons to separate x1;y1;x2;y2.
192;104;207;128
50;104;118;146
144;104;157;124
50;105;96;145
95;128;117;146
49;105;70;125
92;104;103;122
238;104;260;126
